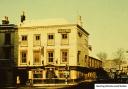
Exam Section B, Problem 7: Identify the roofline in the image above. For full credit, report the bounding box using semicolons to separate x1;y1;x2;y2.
0;24;18;30
76;24;89;35
18;24;76;28
18;24;89;35
89;56;101;62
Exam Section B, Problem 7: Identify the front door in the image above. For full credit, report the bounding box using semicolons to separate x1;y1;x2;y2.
46;68;57;83
18;69;28;85
46;68;56;79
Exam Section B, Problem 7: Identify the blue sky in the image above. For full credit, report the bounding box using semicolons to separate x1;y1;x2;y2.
1;0;128;58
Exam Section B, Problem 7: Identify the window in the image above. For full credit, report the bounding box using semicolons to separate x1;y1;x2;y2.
33;70;43;78
48;34;54;39
21;35;28;46
20;50;27;64
35;35;40;40
59;70;69;78
61;50;68;63
22;35;27;41
61;33;69;45
62;34;67;39
33;70;43;84
77;51;81;65
33;50;40;65
85;55;87;62
47;33;55;45
59;70;65;78
47;50;54;63
33;34;41;46
5;33;11;45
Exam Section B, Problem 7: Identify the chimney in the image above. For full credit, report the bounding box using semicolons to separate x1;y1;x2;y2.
21;11;25;23
2;16;9;24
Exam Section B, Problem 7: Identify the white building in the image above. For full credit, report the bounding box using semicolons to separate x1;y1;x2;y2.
16;17;102;85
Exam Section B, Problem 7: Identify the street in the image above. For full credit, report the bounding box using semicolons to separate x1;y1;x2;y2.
16;82;94;89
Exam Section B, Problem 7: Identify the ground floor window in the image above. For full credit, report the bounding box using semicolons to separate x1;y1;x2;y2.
59;70;69;78
32;70;43;84
59;70;65;78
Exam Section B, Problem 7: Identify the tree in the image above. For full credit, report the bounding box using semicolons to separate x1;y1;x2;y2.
113;48;126;70
96;52;107;60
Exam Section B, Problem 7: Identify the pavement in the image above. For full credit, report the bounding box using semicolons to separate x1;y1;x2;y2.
17;80;95;89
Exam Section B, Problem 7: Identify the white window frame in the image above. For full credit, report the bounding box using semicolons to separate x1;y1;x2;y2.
47;50;54;63
33;34;41;46
61;33;69;45
61;49;69;63
47;33;55;46
20;50;27;64
33;50;41;65
21;35;27;41
21;35;28;46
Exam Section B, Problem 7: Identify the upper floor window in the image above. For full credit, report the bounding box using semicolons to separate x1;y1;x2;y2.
20;50;27;64
21;35;28;46
5;33;11;45
33;50;41;65
77;51;81;65
61;49;68;63
22;35;27;41
33;34;41;46
62;34;67;39
47;33;54;46
61;33;69;45
36;35;40;40
47;50;54;63
48;34;54;39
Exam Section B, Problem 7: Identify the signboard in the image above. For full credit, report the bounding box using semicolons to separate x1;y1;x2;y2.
58;29;71;33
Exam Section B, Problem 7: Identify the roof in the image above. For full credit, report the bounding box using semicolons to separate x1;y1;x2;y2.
0;24;17;30
18;18;89;35
20;18;71;27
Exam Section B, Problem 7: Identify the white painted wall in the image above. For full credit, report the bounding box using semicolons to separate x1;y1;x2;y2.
18;25;78;67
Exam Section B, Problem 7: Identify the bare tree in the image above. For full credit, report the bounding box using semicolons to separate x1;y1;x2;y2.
96;52;107;60
113;48;126;70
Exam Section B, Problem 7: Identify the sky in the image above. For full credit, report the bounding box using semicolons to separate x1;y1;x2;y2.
0;0;128;58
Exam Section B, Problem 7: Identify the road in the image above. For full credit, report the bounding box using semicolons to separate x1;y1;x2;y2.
17;82;94;89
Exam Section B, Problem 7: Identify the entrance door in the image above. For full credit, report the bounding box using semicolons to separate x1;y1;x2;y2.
18;69;28;85
46;68;57;83
46;68;56;79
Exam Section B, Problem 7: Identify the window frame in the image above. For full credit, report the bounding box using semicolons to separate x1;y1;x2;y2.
21;35;27;41
62;34;68;39
33;34;41;46
20;50;27;64
33;50;41;65
61;49;69;63
47;50;54;63
5;33;11;45
61;33;69;45
33;70;43;79
35;35;40;41
47;33;55;46
48;34;54;40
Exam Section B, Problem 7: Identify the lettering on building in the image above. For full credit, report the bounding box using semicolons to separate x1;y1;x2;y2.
58;29;71;33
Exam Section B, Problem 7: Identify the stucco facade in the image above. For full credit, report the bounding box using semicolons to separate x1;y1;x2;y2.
15;19;102;85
